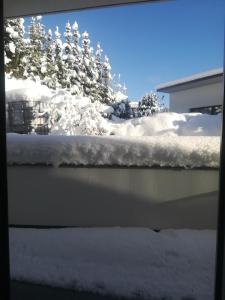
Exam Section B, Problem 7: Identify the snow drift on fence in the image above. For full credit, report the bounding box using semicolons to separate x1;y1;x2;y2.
7;134;220;168
5;76;53;102
10;227;215;300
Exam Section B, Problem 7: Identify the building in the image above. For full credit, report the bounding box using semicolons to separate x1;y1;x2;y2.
156;68;224;114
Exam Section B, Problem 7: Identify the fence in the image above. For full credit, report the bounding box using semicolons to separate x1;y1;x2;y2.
7;100;49;135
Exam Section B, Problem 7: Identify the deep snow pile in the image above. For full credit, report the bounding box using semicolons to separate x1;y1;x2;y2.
5;76;53;102
5;76;222;137
45;91;111;136
7;134;220;168
10;227;215;300
5;76;222;167
112;112;221;137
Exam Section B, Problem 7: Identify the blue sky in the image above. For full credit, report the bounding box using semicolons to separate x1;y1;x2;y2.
25;0;224;103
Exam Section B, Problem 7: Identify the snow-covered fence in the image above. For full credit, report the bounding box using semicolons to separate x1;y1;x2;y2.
7;100;49;135
7;134;220;229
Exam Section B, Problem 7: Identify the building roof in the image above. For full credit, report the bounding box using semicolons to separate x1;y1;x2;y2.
4;0;156;18
156;68;224;93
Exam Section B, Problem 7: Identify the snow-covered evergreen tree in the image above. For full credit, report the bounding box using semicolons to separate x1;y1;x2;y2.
70;21;82;95
138;92;160;116
54;26;65;88
62;21;74;89
113;100;132;119
4;18;26;78
100;55;114;104
95;43;103;84
26;16;46;81
44;29;57;89
81;31;99;100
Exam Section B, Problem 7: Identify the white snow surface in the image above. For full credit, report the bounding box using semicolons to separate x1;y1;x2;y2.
10;227;215;300
5;76;221;167
114;91;128;102
5;76;53;102
7;134;220;168
112;112;221;137
5;76;222;137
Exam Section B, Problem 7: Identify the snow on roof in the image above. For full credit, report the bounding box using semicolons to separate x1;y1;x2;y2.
5;76;53;102
114;91;128;103
129;101;139;108
156;68;224;93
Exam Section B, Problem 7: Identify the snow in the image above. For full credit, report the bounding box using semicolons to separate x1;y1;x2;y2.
5;76;221;168
114;91;128;102
129;101;139;108
5;77;222;137
5;76;53;102
10;227;215;300
9;42;16;54
7;134;220;168
112;112;221;137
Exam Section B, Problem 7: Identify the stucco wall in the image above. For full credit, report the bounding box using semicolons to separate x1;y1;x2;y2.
8;166;219;229
170;82;223;113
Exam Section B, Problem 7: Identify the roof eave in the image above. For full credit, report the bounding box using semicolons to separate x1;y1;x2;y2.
157;72;224;93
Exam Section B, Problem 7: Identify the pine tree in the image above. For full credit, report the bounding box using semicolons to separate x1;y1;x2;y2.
44;29;57;89
95;43;103;84
54;26;64;88
101;55;114;104
4;17;26;78
81;31;98;100
70;21;82;95
63;21;73;89
113;100;132;119
138;92;160;116
27;16;46;81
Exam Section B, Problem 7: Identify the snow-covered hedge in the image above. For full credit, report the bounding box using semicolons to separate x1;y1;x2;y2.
7;134;220;168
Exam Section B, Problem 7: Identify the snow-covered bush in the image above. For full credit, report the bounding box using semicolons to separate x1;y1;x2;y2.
138;92;160;116
47;91;111;136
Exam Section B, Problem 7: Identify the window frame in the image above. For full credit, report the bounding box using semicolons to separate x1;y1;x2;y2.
1;1;224;300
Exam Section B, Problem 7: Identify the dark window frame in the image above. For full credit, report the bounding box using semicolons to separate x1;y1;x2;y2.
0;1;224;300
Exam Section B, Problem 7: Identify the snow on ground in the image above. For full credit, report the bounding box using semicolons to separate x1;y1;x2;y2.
10;227;215;300
112;112;221;137
7;134;220;168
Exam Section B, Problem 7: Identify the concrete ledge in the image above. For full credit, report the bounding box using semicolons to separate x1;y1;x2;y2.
8;166;219;229
11;281;123;300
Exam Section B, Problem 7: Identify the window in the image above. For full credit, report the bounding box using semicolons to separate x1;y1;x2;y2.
190;105;222;115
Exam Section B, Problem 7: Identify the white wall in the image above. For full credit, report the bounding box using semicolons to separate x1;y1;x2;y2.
170;82;223;113
8;166;219;229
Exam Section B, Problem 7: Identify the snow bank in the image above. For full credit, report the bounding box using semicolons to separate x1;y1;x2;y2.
10;227;215;300
112;112;221;137
5;76;222;137
7;134;220;168
5;76;222;168
5;76;53;102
